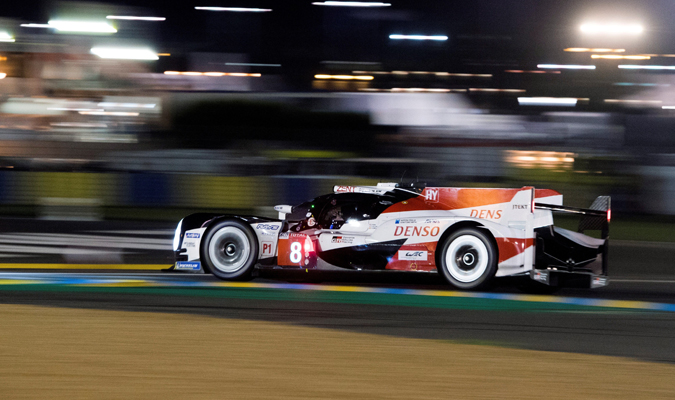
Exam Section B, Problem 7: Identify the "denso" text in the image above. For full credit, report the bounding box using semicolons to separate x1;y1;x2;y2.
394;226;440;237
470;209;502;219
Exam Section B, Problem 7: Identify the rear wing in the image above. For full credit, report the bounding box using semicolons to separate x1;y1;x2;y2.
535;196;611;239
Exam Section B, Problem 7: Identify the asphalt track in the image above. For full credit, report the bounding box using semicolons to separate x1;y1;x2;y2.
2;270;675;363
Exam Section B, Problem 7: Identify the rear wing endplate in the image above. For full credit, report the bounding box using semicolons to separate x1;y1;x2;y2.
535;196;611;239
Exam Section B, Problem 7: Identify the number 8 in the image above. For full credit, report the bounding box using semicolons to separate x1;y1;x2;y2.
290;242;302;263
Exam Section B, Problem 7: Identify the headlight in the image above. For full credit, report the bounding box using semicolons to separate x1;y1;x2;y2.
173;219;183;251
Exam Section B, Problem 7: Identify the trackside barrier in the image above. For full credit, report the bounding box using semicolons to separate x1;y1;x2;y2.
0;171;377;211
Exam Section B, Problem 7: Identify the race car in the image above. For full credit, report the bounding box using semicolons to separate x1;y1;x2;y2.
172;183;610;290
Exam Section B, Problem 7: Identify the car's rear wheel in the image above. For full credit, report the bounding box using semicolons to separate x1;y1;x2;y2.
200;219;258;280
438;228;497;290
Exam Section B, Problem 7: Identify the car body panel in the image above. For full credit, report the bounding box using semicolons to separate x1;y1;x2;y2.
173;183;608;288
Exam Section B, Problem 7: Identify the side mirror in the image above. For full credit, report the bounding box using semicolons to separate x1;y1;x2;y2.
274;204;293;220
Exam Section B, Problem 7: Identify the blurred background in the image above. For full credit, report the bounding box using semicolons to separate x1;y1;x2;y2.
1;0;674;233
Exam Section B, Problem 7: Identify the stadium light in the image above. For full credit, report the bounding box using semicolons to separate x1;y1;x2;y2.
591;55;650;60
314;74;374;80
538;64;596;70
195;7;272;12
618;65;675;70
91;47;159;60
20;23;52;28
0;31;15;42
106;16;166;21
312;1;391;6
48;20;117;33
518;97;578;106
163;71;262;77
389;34;448;41
564;48;625;53
580;23;643;35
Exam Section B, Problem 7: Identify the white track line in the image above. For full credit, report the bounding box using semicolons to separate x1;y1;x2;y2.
0;234;170;250
85;230;174;236
0;244;128;255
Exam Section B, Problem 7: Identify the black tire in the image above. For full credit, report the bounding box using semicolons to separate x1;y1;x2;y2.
437;228;497;290
200;219;258;280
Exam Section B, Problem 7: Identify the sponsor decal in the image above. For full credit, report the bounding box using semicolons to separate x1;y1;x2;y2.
424;219;440;224
256;224;280;231
470;209;502;219
368;223;378;229
532;270;549;283
398;250;428;261
425;189;439;202
335;185;356;193
176;261;201;271
279;232;289;239
307;217;316;227
394;226;440;237
184;242;195;248
262;242;274;256
185;232;200;239
512;204;529;210
331;236;354;244
395;218;417;224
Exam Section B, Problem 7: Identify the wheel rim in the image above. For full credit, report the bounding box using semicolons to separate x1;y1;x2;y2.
208;227;251;273
445;235;489;283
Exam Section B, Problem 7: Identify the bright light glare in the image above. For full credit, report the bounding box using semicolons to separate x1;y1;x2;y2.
0;32;15;42
314;74;374;80
391;88;451;92
91;47;158;60
662;106;675;109
0;73;6;79
194;7;272;12
505;70;561;74
565;48;625;53
389;34;448;41
618;65;675;70
591;54;650;60
49;20;117;33
79;111;140;116
98;102;156;108
360;88;467;92
312;1;391;6
538;64;596;70
469;88;526;93
518;97;578;106
106;15;166;21
20;23;52;29
604;99;662;104
505;150;576;169
580;23;643;35
173;220;182;251
51;122;107;128
163;71;262;77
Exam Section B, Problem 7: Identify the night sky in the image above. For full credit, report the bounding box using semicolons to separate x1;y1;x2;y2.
3;1;675;89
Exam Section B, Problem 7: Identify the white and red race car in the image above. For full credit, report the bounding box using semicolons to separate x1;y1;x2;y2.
173;183;610;289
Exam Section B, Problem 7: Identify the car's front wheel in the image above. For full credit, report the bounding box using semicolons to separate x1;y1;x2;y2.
438;228;497;290
200;219;258;280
